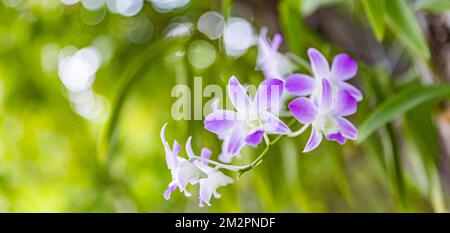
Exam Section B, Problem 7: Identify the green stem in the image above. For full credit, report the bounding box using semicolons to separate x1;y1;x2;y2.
188;137;272;175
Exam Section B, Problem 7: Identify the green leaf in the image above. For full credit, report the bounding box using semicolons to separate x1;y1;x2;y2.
386;0;430;59
404;105;446;212
416;0;450;13
357;84;450;143
301;0;343;16
362;0;386;41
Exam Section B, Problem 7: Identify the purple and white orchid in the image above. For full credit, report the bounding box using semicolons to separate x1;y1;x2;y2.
285;48;362;102
256;27;295;80
204;76;291;162
161;123;206;200
288;79;358;152
162;124;234;207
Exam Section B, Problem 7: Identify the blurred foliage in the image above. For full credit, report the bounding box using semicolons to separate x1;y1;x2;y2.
0;0;450;213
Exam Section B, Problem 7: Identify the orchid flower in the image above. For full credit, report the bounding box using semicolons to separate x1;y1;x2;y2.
161;123;206;200
204;76;291;162
186;138;234;207
256;27;295;80
285;48;362;102
288;79;358;152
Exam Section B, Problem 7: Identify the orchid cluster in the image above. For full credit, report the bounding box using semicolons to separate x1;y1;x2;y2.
162;27;362;207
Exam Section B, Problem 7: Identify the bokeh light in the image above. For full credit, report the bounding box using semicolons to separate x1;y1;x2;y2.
58;47;101;93
223;17;256;57
81;0;105;11
197;11;224;40
149;0;190;13
187;40;216;69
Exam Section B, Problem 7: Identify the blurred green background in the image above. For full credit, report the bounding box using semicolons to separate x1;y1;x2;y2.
1;0;450;212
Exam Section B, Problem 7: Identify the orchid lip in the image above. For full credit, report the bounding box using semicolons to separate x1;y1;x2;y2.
316;114;339;135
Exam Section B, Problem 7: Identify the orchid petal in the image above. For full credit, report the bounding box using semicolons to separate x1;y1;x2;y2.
254;78;284;112
164;182;178;200
303;126;323;153
201;148;212;162
245;130;264;146
285;74;317;96
177;160;206;196
331;53;357;81
261;111;291;134
271;33;283;51
320;79;333;111
226;126;246;155
213;191;222;199
185;137;195;159
308;48;330;79
228;76;252;113
218;146;233;163
204;110;239;135
172;139;182;157
199;171;233;207
160;123;177;170
339;82;363;102
333;89;357;116
336;116;358;140
326;133;346;144
288;97;318;124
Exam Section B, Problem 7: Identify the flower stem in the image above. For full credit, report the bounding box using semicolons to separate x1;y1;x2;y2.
289;124;309;137
189;156;248;171
237;138;271;177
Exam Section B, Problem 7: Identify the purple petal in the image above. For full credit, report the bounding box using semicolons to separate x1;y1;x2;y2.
245;130;264;146
218;136;234;163
261;111;291;134
336;117;357;140
172;140;182;157
201;148;212;161
258;27;269;48
218;150;233;164
271;33;283;51
303;126;323;153
332;89;357;116
254;78;284;112
164;183;178;200
185;137;212;165
227;126;246;155
331;53;358;81
257;27;271;63
339;82;363;102
285;74;317;96
288;97;318;124
204;110;239;135
326;133;346;144
308;48;330;79
320;79;333;111
228;76;252;113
